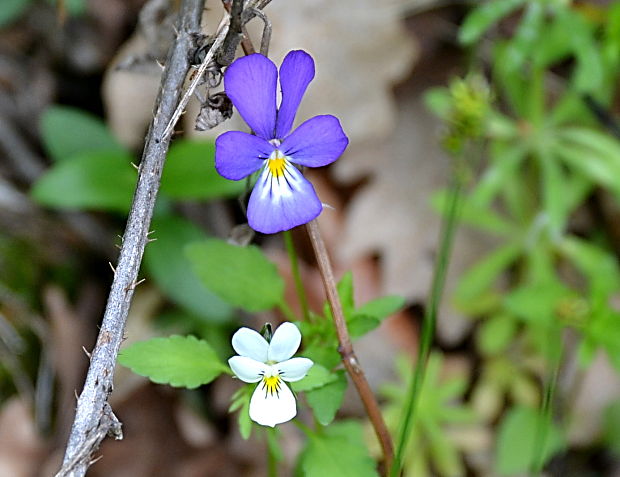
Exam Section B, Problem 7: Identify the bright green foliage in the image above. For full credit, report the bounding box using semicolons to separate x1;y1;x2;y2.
382;354;475;477
229;385;253;439
160;140;245;199
40;105;124;162
495;406;564;475
291;364;337;392
299;421;379;477
476;314;518;356
118;335;227;389
31;151;136;212
144;216;232;321
186;239;284;312
0;0;33;27
305;371;347;426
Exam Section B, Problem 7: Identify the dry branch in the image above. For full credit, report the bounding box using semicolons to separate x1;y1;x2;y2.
56;1;206;474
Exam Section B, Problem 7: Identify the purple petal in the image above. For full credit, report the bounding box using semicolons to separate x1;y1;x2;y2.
247;161;322;234
280;115;349;168
274;50;315;139
215;131;274;180
225;54;277;139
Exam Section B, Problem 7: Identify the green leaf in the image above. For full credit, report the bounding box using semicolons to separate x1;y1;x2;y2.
40;105;124;162
347;315;381;339
498;1;544;73
291;364;337;392
337;271;355;317
31;151;136;212
305;371;347;425
356;295;405;320
477;314;518;356
504;281;570;327
118;335;227;389
459;0;526;45
495;406;564;475
0;0;32;27
300;421;379;477
186;239;284;312
144;216;232;322
303;344;342;371
454;243;521;308
160;140;245;200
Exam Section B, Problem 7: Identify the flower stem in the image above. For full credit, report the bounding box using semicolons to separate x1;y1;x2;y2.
283;230;311;321
306;219;394;472
390;174;463;477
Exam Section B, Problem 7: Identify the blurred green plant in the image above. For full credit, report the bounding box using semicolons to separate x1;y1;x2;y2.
426;0;620;473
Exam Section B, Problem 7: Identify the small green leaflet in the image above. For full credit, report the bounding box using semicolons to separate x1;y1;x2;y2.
118;335;227;389
229;386;252;439
291;364;337;392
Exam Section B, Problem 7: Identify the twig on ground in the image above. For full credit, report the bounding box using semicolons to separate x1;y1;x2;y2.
56;1;206;475
306;219;394;474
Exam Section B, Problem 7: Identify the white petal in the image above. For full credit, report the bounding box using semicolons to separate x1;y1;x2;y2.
228;356;268;383
268;322;301;362
277;357;313;382
249;380;297;427
232;327;269;362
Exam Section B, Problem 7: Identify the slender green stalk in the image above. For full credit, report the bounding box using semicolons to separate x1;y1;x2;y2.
283;230;311;321
530;337;563;475
390;175;463;477
267;438;278;477
278;301;298;322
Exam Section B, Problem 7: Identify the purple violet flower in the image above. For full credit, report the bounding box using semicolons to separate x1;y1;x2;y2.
215;50;349;234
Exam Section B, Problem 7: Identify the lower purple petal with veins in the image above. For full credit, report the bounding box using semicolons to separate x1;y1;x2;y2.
247;162;322;234
215;131;274;181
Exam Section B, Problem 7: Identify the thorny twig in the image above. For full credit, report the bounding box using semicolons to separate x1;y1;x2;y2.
162;0;273;139
306;219;394;474
57;1;206;475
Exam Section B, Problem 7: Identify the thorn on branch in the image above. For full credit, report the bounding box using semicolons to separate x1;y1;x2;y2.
82;346;92;359
108;262;116;275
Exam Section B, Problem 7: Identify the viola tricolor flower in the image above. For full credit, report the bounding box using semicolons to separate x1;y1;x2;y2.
228;322;313;427
215;50;349;234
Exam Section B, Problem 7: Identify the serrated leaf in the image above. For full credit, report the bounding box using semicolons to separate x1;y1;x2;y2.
40;105;124;162
305;371;347;425
291;364;337;392
495;406;564;475
118;335;226;389
161;140;245;200
144;216;232;321
186;239;284;312
459;0;526;45
31;151;136;212
300;421;379;477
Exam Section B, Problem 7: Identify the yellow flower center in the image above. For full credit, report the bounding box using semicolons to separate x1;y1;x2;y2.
267;157;286;178
261;374;282;397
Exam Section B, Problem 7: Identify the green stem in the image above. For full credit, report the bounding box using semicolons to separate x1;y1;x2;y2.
390;173;463;477
283;230;311;321
267;436;278;477
530;335;563;476
278;301;297;322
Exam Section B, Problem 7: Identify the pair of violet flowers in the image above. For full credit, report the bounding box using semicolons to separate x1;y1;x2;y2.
215;50;349;234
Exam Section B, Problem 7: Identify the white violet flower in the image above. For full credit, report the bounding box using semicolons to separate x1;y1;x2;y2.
229;322;313;427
